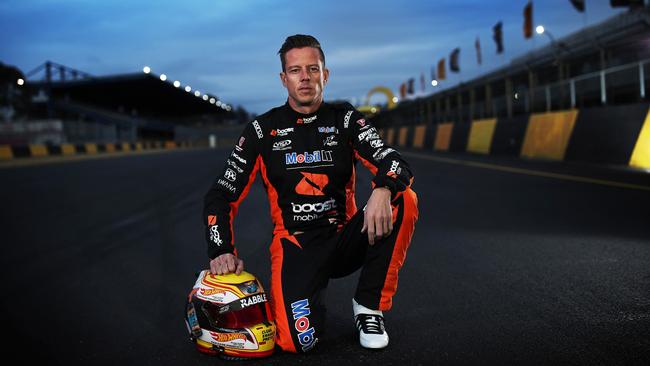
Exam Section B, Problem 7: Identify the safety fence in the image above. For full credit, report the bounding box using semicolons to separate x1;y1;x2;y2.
377;103;650;170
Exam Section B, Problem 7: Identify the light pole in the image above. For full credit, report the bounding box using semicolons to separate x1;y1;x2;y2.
536;25;573;109
535;25;556;44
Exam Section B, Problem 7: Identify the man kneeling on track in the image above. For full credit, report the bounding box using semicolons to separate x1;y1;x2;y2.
203;34;418;353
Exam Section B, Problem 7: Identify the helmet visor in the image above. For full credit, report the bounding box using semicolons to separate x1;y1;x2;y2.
202;301;268;329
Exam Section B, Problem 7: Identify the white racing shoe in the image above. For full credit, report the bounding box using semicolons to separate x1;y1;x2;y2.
353;299;389;349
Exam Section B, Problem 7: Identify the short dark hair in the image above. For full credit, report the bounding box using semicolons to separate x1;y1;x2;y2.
278;34;325;71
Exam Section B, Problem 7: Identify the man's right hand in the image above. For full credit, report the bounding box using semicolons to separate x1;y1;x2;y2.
209;253;244;275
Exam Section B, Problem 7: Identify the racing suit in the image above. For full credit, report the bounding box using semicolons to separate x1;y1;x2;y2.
203;101;418;353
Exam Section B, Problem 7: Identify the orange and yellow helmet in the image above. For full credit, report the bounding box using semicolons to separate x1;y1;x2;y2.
184;270;276;359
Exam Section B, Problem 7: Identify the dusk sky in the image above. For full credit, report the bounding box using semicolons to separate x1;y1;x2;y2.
0;0;625;114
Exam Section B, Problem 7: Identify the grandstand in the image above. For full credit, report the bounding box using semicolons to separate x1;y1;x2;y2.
371;7;650;127
0;61;241;145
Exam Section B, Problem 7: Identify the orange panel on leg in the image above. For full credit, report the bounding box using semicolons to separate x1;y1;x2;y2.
379;188;419;311
269;235;297;353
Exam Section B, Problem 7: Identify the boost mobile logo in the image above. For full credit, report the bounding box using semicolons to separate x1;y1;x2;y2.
297;115;317;124
387;160;401;178
271;127;294;136
291;299;317;352
292;198;336;222
291;198;336;213
209;225;223;246
285;150;333;165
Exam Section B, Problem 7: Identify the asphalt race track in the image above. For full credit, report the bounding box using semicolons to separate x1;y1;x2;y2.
1;148;649;366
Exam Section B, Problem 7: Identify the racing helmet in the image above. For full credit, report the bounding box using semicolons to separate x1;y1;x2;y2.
184;270;276;359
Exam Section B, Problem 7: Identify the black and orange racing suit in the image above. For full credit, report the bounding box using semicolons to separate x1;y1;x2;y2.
203;101;418;353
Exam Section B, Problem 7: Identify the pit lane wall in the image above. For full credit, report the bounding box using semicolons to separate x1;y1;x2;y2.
378;103;650;170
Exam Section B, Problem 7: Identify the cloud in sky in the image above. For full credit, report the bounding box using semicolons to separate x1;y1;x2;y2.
0;0;624;114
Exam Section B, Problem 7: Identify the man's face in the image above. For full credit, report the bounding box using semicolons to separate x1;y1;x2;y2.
280;47;329;109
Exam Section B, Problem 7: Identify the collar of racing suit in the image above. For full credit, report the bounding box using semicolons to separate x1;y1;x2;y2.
283;100;331;125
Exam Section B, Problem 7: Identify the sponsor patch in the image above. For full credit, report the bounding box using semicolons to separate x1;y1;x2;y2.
271;127;294;137
273;139;292;151
318;126;337;133
252;120;263;139
234;136;245;152
210;332;247;343
372;147;395;161
297;115;317;124
359;124;372;131
323;135;338;147
186;303;202;338
291;299;317;352
224;168;237;182
231;152;247;165
218;179;236;193
208;215;217;226
343;110;353;128
358;127;380;142
370;139;384;148
227;159;243;173
291;198;336;214
199;288;226;297
285;150;333;165
240;293;267;308
387;160;402;178
209;225;223;246
292;198;337;221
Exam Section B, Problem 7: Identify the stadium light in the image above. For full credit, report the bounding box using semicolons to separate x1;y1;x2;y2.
216;100;222;106
431;80;438;87
202;95;208;101
160;74;167;81
143;66;151;74
17;78;25;86
173;80;181;88
392;97;398;103
226;105;232;111
194;91;201;97
209;98;215;104
185;86;191;92
536;25;557;44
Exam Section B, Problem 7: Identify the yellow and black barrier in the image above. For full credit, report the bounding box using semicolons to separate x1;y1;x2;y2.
564;103;649;167
0;140;198;161
380;103;650;170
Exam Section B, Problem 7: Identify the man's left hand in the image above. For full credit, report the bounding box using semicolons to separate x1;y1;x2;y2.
361;187;393;245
